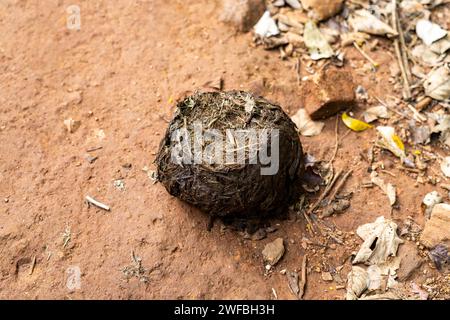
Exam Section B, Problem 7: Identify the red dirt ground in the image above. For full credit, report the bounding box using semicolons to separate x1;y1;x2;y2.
0;0;446;299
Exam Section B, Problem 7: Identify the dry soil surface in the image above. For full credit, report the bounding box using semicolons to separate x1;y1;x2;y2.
0;0;446;299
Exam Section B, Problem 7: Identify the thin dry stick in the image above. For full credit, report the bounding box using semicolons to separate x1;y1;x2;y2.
295;58;301;85
396;10;412;83
303;211;316;234
298;255;308;299
85;195;110;211
307;169;343;215
407;104;427;122
329;115;340;164
29;256;36;275
328;169;354;202
374;95;412;120
381;169;397;177
391;0;411;99
416;96;432;111
353;42;379;68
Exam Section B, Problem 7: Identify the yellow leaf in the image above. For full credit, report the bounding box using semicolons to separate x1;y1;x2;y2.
392;134;405;151
376;126;406;159
342;112;373;131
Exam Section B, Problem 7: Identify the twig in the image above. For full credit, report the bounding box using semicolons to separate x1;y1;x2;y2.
272;288;278;300
85;195;110;211
328;169;353;202
29;256;36;275
86;146;102;152
398;166;420;173
307;169;343;215
391;0;411;100
374;95;412;120
62;226;71;248
353;42;379;68
303;211;316;234
298;255;308;299
396;11;412;83
407;104;427;122
381;169;396;177
295;58;301;85
329;115;339;164
416;96;432;111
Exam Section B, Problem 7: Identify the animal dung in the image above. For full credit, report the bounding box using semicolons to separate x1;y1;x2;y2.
156;91;305;218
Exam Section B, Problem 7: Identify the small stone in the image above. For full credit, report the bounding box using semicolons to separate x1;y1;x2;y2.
428;244;449;271
114;179;125;191
62;90;83;107
420;203;450;248
64;118;80;133
85;155;98;164
397;242;423;281
262;238;285;266
220;0;266;33
321;199;350;217
300;0;344;21
302;66;356;120
321;271;333;281
122;163;132;169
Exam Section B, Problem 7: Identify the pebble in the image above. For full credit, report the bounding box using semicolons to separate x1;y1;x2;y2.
262;238;285;266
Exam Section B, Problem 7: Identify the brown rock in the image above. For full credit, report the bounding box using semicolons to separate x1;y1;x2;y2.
321;271;333;281
420;203;450;248
220;0;266;32
397;242;423;281
262;238;285;266
302;66;356;120
301;0;344;21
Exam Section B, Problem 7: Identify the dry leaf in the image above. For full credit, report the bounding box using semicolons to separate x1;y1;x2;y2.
342;112;373;131
411;44;443;66
286;0;301;9
291;109;324;136
363;106;390;123
346;266;369;300
428;37;450;55
376;126;406;159
353;216;403;265
304;20;334;60
370;171;396;206
423;191;443;218
254;11;280;38
427;112;450;147
423;64;450;101
341;32;371;46
408;120;431;145
349;10;397;37
416;19;448;46
441;156;450;177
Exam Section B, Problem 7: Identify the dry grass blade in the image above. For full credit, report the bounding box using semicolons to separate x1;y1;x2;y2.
391;0;411;100
298;255;308;299
328;169;353;202
307;169;343;215
85;195;110;211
